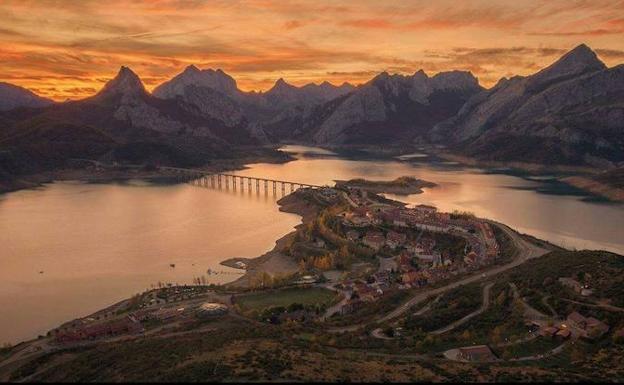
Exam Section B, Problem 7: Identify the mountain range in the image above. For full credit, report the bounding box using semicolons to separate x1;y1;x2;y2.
434;44;624;166
1;43;623;180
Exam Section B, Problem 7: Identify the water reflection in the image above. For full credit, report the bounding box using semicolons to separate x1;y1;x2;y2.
0;180;301;344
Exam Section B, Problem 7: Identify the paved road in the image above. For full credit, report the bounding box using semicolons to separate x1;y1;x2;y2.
430;282;494;335
377;222;548;324
328;223;549;334
320;284;350;321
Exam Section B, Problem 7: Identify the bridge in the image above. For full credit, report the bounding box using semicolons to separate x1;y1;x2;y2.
161;166;323;195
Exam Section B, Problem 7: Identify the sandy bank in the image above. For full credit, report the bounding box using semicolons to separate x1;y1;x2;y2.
222;191;321;289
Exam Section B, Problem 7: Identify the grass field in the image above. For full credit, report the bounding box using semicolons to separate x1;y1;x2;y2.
234;287;339;311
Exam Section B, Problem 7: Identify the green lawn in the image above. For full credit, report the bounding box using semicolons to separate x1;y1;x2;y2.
234;287;338;312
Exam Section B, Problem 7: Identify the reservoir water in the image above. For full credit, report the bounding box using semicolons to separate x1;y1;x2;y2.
1;145;623;344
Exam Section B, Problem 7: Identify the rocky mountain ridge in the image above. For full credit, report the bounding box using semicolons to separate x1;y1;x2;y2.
434;44;624;166
2;43;623;170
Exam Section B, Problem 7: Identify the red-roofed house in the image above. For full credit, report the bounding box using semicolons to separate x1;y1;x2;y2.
386;231;407;249
457;345;496;362
363;231;385;251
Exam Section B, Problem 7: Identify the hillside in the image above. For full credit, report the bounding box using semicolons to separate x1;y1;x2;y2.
2;248;623;382
434;44;624;167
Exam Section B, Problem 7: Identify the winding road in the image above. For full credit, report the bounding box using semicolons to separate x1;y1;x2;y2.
329;222;549;333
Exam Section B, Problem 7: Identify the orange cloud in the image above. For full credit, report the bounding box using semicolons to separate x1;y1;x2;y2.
0;0;623;100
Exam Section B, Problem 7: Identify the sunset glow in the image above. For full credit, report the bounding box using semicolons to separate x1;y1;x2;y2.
2;0;624;100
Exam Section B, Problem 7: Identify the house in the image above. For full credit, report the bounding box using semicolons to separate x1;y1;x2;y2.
566;312;609;339
397;252;415;272
457;345;496;362
373;271;390;285
386;231;407;249
55;316;144;343
406;241;424;254
401;270;429;287
354;283;382;302
363;231;385;251
380;208;404;226
567;311;587;329
581;288;594;297
539;326;559;338
347;212;371;227
463;251;478;265
152;307;184;321
556;328;571;339
414;204;437;215
586;317;610;338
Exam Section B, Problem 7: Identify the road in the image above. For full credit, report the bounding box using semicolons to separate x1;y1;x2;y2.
377;222;548;323
430;282;494;335
509;282;549;320
560;298;624;312
328;222;549;333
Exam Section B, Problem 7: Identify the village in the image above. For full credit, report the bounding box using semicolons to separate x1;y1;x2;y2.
314;186;501;312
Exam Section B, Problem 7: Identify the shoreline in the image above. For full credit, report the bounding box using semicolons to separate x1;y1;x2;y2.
221;191;322;289
0;149;295;195
561;176;624;203
334;176;437;195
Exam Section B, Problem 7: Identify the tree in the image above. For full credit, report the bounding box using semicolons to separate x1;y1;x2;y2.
490;326;504;344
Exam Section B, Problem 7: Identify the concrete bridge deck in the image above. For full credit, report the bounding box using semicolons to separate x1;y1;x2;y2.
160;166;323;194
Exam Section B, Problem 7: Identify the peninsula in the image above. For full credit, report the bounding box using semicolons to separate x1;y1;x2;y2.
334;176;437;195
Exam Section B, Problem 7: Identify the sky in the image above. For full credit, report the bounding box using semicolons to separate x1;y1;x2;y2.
1;0;624;101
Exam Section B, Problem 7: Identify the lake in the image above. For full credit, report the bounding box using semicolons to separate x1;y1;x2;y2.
1;145;623;344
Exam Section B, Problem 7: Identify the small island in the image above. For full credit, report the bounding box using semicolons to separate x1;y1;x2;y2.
334;176;437;195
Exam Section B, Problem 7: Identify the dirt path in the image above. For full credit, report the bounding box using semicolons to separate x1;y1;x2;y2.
541;296;559;318
509;283;549;320
560;298;624;312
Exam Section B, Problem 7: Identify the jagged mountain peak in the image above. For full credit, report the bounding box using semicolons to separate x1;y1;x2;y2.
273;78;293;88
527;43;606;91
153;65;239;99
413;69;428;79
183;64;200;74
267;78;297;95
95;66;147;100
552;44;604;71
